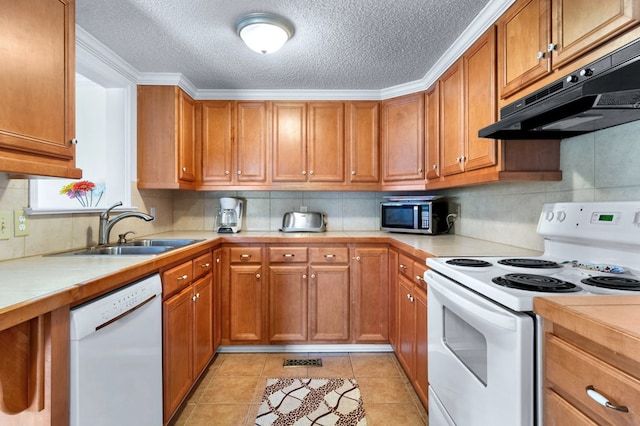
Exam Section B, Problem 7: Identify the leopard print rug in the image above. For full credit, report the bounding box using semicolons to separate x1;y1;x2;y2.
255;378;367;425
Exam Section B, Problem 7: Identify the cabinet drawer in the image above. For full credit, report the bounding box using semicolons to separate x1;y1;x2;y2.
413;261;428;290
163;260;193;297
544;389;598;426
309;247;349;264
228;247;262;263
269;247;308;263
545;334;640;426
193;252;213;280
398;254;414;280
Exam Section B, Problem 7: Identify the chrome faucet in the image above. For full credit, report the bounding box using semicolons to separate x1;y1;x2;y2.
98;201;154;245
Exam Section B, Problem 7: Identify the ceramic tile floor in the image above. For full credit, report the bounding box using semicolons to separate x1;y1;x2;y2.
170;352;428;426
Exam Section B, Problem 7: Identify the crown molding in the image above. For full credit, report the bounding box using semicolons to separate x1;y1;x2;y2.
76;0;515;100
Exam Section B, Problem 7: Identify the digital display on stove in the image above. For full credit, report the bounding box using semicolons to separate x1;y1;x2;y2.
590;211;620;224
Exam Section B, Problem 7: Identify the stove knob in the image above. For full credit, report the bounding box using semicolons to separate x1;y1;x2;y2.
545;210;555;222
556;211;567;222
580;68;594;77
566;75;579;84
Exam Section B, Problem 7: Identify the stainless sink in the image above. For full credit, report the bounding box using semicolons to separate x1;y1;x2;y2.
48;238;204;256
124;238;203;247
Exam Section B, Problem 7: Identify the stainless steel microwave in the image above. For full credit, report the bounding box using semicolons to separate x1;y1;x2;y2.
380;200;448;234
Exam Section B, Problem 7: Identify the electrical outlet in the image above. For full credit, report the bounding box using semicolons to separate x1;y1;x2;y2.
14;210;29;237
0;211;11;240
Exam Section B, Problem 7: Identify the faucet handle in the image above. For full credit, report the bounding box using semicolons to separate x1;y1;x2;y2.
117;231;136;244
101;201;123;218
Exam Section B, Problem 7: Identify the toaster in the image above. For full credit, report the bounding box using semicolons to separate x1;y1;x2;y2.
281;211;327;232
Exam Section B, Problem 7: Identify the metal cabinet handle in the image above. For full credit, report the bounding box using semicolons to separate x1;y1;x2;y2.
416;275;424;282
400;264;407;270
283;253;295;258
585;386;629;412
177;274;188;281
201;262;210;268
324;254;335;259
240;254;252;259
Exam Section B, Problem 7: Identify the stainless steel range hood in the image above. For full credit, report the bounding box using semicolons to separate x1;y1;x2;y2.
479;39;640;140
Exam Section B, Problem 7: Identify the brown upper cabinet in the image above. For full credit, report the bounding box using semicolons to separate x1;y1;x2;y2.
498;0;640;99
425;83;441;181
200;101;268;188
381;93;425;187
346;101;380;186
0;0;81;179
137;86;197;189
271;101;345;185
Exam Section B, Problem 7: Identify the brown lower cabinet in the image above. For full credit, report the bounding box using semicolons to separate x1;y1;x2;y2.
162;251;214;423
394;251;429;408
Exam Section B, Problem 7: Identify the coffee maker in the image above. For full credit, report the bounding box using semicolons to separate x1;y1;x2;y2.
215;197;243;233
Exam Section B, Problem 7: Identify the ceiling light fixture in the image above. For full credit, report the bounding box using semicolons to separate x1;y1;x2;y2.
236;13;294;55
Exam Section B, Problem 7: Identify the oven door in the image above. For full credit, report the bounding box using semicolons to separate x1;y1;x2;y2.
426;270;534;426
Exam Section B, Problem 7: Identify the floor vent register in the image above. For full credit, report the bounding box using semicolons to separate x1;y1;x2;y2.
283;358;323;367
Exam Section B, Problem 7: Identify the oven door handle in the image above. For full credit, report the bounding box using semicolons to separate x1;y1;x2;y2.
428;273;518;331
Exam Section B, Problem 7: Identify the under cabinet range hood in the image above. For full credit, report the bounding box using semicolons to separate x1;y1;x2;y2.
479;39;640;140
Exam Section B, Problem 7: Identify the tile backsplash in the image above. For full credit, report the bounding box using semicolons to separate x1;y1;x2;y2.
1;120;639;262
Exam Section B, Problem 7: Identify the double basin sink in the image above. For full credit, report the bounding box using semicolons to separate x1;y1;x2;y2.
52;238;204;256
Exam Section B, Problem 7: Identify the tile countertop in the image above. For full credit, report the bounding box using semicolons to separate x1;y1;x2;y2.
0;230;541;330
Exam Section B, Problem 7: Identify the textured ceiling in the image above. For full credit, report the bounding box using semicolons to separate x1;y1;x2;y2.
76;0;495;91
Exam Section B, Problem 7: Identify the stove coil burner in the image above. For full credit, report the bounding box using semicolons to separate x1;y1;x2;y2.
492;273;580;293
498;258;562;269
445;259;492;268
581;276;640;291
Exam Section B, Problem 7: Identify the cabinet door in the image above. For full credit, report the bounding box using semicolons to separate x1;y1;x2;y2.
388;250;399;349
201;101;234;184
381;93;425;182
551;0;640;68
308;102;345;182
268;265;308;342
212;248;222;352
193;275;214;376
163;286;194;422
396;277;416;375
351;246;389;342
347;101;380;183
178;89;197;183
272;102;307;182
425;83;441;181
440;60;465;177
309;264;350;342
464;27;497;172
497;0;551;99
237;101;268;183
0;0;80;179
414;286;429;408
229;264;264;342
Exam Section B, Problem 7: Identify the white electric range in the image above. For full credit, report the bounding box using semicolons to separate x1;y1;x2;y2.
425;201;640;426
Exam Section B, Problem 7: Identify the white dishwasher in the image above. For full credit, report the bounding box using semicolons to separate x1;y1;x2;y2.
70;274;163;426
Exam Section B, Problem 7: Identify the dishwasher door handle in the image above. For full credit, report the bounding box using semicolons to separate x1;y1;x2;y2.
95;294;157;331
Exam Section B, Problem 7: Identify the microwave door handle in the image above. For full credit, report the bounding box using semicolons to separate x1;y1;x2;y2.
413;206;419;229
427;272;518;331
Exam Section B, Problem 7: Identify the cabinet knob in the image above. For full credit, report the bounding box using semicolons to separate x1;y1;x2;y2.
216;257;220;263
354;256;361;261
309;170;314;175
400;264;407;270
255;273;261;279
547;43;556;52
311;274;316;279
302;170;307;175
192;295;197;301
182;167;187;172
432;164;438;169
418;168;423;173
536;51;545;60
70;138;78;145
225;170;229;175
351;171;356;175
237;170;242;175
302;274;307;279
